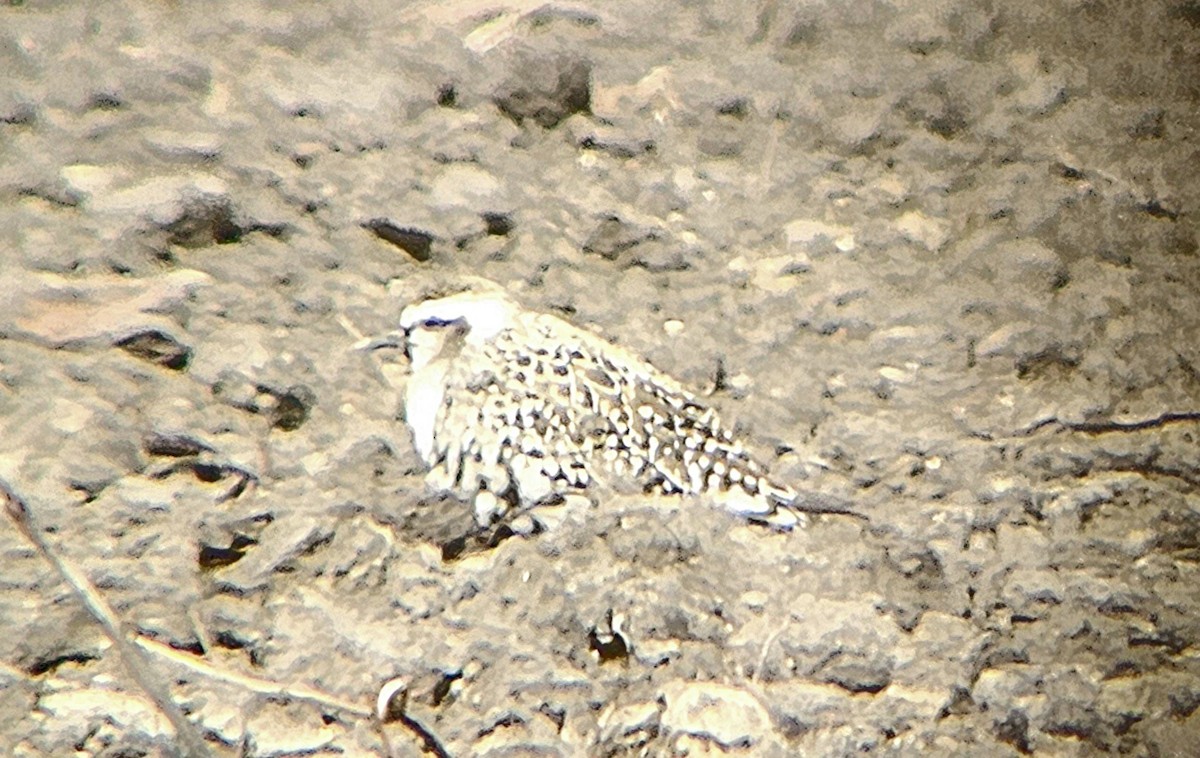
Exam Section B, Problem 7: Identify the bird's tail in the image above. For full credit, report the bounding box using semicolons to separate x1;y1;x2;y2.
756;483;866;530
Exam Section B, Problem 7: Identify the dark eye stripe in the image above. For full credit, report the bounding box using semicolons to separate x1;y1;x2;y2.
421;317;455;328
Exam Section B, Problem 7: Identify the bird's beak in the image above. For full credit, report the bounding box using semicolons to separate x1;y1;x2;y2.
354;329;409;361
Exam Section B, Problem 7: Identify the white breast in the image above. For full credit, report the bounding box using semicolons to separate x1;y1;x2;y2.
404;361;449;464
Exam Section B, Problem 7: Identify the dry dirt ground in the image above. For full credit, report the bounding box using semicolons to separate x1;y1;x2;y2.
2;1;1199;756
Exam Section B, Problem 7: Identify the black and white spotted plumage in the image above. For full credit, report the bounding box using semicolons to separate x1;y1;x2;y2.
396;288;803;529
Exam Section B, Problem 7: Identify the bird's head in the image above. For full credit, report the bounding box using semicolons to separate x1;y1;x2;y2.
397;290;519;370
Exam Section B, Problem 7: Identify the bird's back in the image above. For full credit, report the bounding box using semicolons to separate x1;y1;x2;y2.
415;302;801;527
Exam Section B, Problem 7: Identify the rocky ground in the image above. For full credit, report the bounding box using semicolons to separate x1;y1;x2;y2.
2;1;1199;755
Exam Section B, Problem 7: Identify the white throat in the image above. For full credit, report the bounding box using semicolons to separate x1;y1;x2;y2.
404;358;449;463
398;290;519;463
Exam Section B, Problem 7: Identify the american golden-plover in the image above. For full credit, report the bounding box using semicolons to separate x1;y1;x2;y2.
391;287;804;530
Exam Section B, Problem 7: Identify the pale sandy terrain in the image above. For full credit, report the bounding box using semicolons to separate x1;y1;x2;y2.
1;1;1198;755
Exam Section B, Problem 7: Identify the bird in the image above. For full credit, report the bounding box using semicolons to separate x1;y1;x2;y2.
389;285;806;530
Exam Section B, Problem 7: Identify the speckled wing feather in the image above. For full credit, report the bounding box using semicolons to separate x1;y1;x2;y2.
422;307;798;525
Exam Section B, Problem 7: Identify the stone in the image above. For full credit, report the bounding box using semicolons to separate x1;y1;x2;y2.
660;681;773;750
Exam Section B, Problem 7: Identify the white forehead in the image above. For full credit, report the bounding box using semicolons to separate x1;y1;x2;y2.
399;291;517;341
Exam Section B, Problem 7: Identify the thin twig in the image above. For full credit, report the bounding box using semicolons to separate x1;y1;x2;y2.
1061;412;1200;434
137;620;455;756
3;479;450;756
1;479;213;758
133;636;372;717
398;714;452;758
1012;411;1200;438
752;616;791;684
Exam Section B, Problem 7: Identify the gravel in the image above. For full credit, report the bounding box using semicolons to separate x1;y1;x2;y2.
1;1;1198;755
